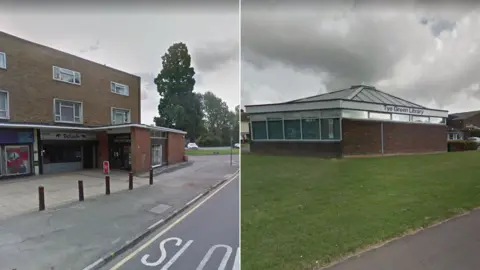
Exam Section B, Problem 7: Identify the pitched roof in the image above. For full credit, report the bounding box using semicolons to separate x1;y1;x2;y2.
449;110;480;120
289;85;426;108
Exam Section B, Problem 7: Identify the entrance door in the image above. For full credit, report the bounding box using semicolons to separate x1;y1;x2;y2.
83;144;94;169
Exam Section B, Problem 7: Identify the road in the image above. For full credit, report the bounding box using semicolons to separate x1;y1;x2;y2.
103;175;239;270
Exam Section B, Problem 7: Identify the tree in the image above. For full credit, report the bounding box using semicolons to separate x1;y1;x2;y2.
153;42;204;140
202;91;237;146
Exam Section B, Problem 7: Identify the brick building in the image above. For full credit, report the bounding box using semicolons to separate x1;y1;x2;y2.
0;31;185;179
447;110;480;141
245;85;448;157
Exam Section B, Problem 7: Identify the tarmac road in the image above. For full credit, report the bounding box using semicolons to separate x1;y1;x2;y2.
104;175;239;270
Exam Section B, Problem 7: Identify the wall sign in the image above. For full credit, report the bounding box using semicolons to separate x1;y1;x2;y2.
0;129;34;144
41;132;97;141
111;134;131;143
384;105;424;115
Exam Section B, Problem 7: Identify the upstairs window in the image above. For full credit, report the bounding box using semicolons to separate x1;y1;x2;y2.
0;90;9;119
111;108;131;125
54;99;83;124
111;82;129;96
53;66;81;85
0;52;6;69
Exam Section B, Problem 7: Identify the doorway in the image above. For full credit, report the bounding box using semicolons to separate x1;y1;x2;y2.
83;144;94;169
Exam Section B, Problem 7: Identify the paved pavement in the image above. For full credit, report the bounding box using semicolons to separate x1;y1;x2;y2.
103;175;239;270
0;155;238;270
326;209;480;270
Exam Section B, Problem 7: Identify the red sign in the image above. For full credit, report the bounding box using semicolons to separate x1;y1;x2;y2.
103;161;110;174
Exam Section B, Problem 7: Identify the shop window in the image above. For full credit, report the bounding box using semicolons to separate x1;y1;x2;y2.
342;110;368;119
392;114;410;122
42;145;82;164
151;145;163;166
4;145;31;175
284;119;301;139
301;118;320;139
251;121;267;140
321;118;340;140
267;118;283;140
412;116;429;123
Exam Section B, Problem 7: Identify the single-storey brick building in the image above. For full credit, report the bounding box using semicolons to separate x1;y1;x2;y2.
245;85;449;157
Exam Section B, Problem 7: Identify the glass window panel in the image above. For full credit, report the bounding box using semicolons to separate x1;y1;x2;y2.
412;116;429;123
392;114;410;122
430;117;445;124
369;112;391;120
60;106;74;122
251;121;267;140
0;53;6;68
301;118;320;139
321;119;341;140
55;101;60;115
0;111;6;118
5;145;31;175
74;103;81;116
0;92;7;110
267;119;283;139
74;72;81;84
342;110;368;119
284;119;301;139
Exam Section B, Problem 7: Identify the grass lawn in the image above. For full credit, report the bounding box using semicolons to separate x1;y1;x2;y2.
185;148;239;156
241;151;480;270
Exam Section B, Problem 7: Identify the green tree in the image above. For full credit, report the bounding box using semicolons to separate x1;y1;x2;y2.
153;42;204;140
202;91;236;146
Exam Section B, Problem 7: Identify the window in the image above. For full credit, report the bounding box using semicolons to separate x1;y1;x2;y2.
111;82;129;96
284;119;301;139
369;112;391;120
301;118;320;139
448;133;462;141
392;114;410;122
267;118;283;139
342;110;368;119
430;117;445;124
42;145;81;164
0;52;6;69
0;91;9;119
54;99;82;123
53;66;81;85
251;121;267;140
111;108;131;125
412;116;429;123
321;119;340;140
4;145;31;175
151;145;163;166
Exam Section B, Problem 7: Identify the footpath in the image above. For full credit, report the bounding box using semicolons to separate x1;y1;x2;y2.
0;155;239;270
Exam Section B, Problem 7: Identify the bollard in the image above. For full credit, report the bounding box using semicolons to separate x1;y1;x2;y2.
38;186;45;211
149;169;153;185
129;172;133;190
78;180;84;201
105;175;110;195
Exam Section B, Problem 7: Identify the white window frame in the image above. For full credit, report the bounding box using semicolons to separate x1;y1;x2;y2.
0;90;10;119
52;66;81;85
111;107;131;125
111;81;129;96
53;98;83;124
0;52;6;69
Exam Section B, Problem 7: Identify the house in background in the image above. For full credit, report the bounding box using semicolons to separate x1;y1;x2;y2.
447;110;480;140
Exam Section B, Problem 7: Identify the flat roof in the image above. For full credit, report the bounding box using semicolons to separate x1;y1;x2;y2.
0;122;187;135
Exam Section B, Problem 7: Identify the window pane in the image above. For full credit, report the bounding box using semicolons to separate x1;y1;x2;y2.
392;114;410;122
342;110;368;119
60;106;74;122
430;117;445;124
74;103;81;117
5;145;31;175
61;72;75;83
321;118;341;140
284;119;301;139
267;119;283;139
369;112;391;120
252;121;267;140
74;72;81;84
412;116;429;123
0;111;6;118
0;92;7;110
115;113;124;124
0;53;6;68
301;118;320;139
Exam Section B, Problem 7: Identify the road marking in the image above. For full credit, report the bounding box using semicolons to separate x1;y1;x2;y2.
147;219;165;230
186;193;203;207
109;172;239;270
196;244;232;270
233;247;240;270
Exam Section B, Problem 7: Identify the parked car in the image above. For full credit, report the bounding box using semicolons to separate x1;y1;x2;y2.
233;143;240;148
466;137;480;150
186;142;199;150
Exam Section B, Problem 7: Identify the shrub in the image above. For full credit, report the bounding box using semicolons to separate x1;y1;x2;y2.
196;135;222;147
448;140;480;152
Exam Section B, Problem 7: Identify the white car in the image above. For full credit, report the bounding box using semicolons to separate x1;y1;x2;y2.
233;143;240;148
467;137;480;142
186;142;199;150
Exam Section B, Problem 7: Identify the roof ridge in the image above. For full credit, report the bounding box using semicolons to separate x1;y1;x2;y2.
369;88;427;109
286;87;353;103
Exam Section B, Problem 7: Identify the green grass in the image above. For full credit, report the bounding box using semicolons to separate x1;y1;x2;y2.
241;151;480;270
185;148;239;156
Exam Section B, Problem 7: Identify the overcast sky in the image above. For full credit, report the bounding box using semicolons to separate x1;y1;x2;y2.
241;1;480;113
0;3;239;124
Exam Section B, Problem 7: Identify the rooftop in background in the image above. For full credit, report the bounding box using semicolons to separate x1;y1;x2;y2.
449;110;480;120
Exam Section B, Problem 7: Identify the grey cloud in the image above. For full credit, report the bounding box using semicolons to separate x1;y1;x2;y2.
193;40;239;72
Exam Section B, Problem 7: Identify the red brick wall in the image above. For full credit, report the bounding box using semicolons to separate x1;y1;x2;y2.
97;131;109;168
131;127;151;173
342;119;447;156
167;132;185;164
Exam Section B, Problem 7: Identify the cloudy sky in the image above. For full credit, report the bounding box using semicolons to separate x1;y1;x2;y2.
0;3;239;124
242;1;480;113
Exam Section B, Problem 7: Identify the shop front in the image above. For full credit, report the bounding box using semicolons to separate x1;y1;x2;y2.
39;131;97;174
0;128;35;179
108;133;132;171
150;130;167;167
